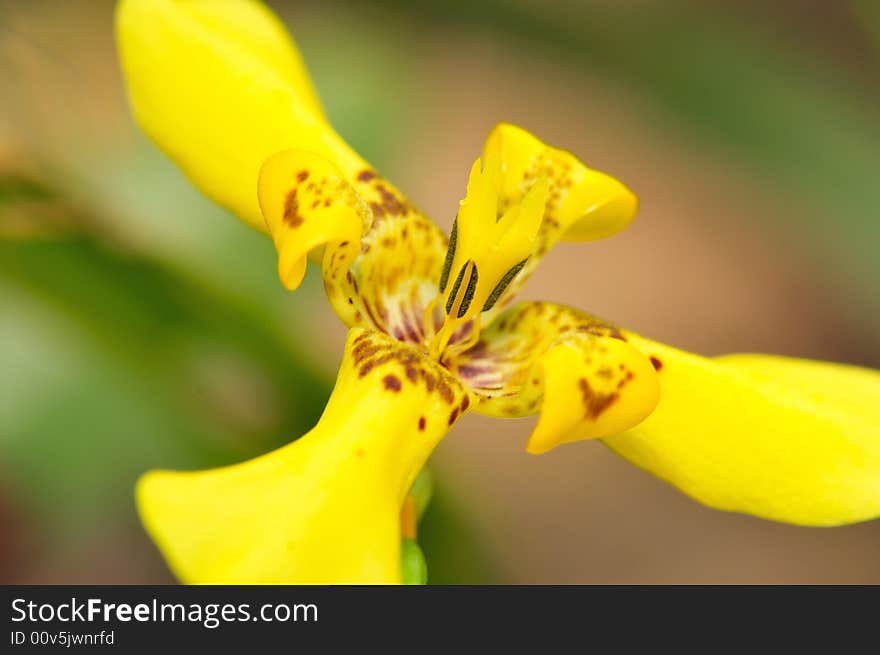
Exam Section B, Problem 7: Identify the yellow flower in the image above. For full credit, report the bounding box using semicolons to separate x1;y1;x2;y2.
117;0;880;584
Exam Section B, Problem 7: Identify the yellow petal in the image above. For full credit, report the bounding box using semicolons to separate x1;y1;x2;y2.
476;124;638;322
528;334;660;453
604;336;880;526
484;123;638;244
116;0;362;231
447;302;660;453
258;150;447;331
258;149;368;290
117;0;453;322
137;328;470;584
335;209;448;340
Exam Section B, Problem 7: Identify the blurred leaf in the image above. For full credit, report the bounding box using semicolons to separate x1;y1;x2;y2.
0;233;332;442
851;0;880;55
286;5;419;167
400;538;428;585
0;173;55;203
418;482;502;584
410;467;434;521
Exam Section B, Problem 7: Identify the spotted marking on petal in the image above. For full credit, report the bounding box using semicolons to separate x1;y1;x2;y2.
324;206;448;345
353;170;414;224
287;169;367;230
260;150;376;292
283;189;305;227
579;377;618;420
448;301;633;417
350;330;471;409
383;374;402;392
479;125;637;327
479;150;581;324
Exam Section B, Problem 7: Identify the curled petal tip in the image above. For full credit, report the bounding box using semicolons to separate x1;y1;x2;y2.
483;121;639;243
259;149;366;291
525;335;660;454
450;302;660;452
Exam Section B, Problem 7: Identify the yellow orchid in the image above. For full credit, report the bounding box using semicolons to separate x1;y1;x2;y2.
117;0;880;585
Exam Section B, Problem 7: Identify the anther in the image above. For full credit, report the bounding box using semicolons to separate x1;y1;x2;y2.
456;263;478;319
482;257;528;312
439;218;458;293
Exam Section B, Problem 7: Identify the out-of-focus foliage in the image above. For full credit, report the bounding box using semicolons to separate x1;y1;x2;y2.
852;0;880;53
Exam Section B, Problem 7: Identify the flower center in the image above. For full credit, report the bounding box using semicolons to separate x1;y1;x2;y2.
422;157;548;361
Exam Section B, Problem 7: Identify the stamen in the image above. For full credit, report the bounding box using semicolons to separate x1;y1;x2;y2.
438;218;457;293
456;263;479;319
430;260;476;358
444;262;468;315
426;157;550;361
482;257;529;312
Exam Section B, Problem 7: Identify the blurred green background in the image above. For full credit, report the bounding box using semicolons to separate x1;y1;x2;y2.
1;0;879;583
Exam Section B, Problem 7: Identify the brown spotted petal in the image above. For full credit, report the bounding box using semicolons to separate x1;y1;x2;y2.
479;124;639;324
447;301;660;453
350;329;473;430
136;327;471;583
259;149;449;342
259;149;371;291
326;208;448;344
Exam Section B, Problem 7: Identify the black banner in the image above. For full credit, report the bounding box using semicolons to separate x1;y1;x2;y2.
1;586;875;650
